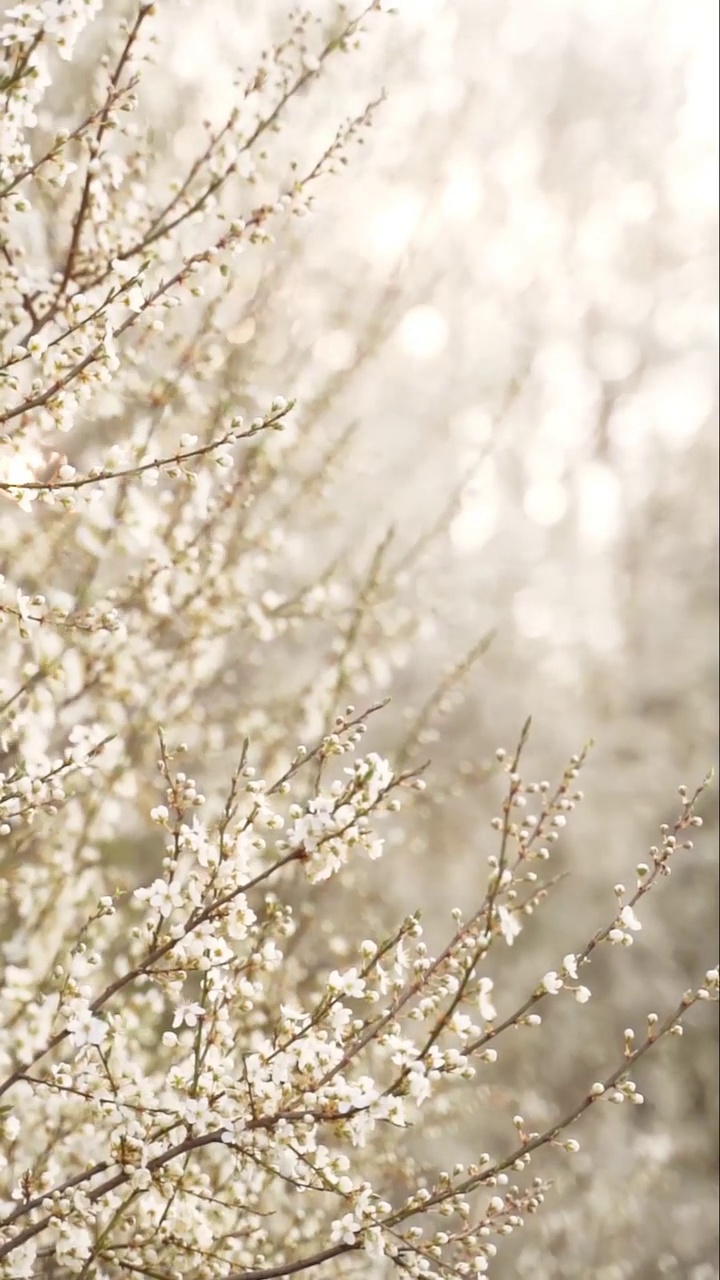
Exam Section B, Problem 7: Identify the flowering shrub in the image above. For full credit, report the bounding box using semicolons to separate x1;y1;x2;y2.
0;3;717;1278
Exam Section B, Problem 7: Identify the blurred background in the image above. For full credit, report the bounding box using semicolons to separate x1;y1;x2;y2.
2;0;718;1275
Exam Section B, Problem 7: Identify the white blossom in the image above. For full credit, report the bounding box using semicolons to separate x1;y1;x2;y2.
620;904;642;933
498;905;522;946
541;971;564;995
172;1001;205;1029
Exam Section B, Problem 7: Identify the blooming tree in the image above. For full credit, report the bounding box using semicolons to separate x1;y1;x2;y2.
0;3;717;1278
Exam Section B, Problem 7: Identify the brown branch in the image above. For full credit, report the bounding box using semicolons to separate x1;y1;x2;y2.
0;409;287;493
55;6;153;299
